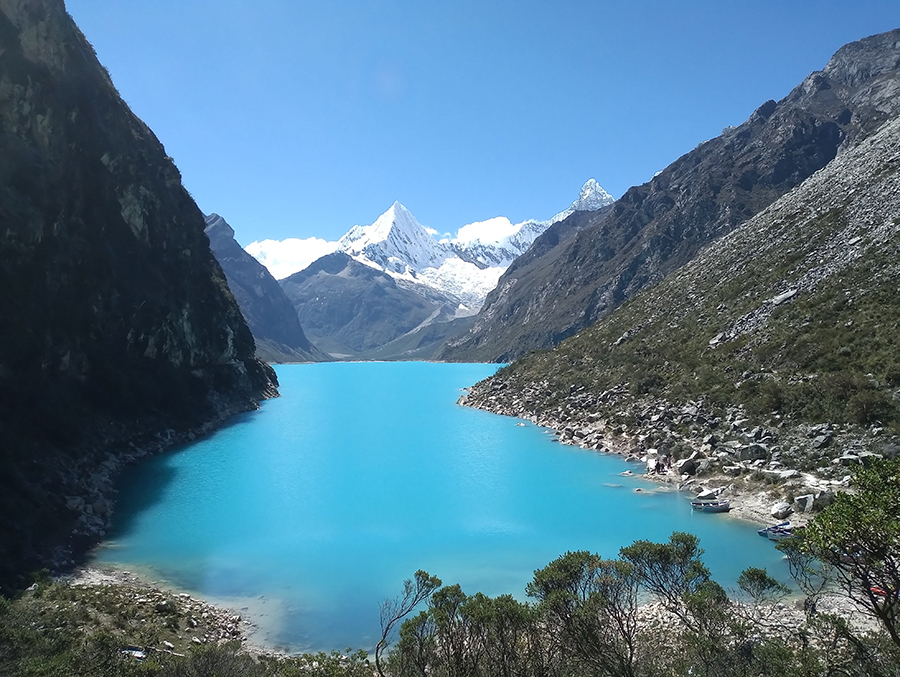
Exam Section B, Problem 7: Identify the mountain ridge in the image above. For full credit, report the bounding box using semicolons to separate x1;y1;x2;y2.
463;112;900;498
204;213;327;363
270;180;613;360
439;28;900;363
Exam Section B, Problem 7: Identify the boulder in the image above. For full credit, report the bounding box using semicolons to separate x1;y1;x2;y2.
771;502;793;519
812;434;832;449
65;496;85;512
882;443;900;459
779;469;801;480
793;494;815;513
696;487;724;500
813;490;836;510
739;443;768;462
723;465;744;476
676;458;698;475
858;451;883;467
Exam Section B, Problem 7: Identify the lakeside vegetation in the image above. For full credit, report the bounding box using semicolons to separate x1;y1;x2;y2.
3;459;900;676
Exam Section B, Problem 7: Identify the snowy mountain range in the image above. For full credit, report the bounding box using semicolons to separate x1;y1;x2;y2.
293;179;614;311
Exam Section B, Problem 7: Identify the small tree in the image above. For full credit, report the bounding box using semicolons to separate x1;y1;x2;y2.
528;551;640;677
779;458;900;649
619;531;712;631
376;570;441;677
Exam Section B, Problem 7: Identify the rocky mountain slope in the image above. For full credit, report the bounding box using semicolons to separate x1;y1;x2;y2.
205;213;326;363
0;0;276;590
333;180;614;311
463;113;900;514
440;29;900;363
273;181;612;360
279;252;474;359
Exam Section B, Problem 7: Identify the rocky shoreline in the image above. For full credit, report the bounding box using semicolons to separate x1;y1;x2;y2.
63;564;261;654
459;383;898;528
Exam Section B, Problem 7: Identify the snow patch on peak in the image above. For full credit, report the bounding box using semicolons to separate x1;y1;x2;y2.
574;178;614;211
550;178;615;223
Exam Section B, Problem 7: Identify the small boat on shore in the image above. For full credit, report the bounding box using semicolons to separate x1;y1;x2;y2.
766;525;793;541
690;499;731;513
757;521;790;538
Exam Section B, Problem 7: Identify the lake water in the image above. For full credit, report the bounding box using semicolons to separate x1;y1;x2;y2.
95;362;791;652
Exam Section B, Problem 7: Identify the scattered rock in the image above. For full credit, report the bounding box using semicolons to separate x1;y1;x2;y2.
813;490;835;510
676;458;697;475
771;502;793;519
793;494;815;513
739;443;768;462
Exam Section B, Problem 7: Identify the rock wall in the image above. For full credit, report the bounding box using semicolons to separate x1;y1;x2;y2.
0;0;277;590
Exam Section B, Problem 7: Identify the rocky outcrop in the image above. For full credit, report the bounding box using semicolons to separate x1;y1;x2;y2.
441;29;900;363
0;0;276;590
204;213;327;363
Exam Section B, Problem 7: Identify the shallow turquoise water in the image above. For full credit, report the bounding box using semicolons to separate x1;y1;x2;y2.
96;362;789;652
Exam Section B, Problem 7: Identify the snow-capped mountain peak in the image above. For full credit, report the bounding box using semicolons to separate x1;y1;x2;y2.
550;178;615;223
573;178;614;211
247;179;615;309
338;201;450;275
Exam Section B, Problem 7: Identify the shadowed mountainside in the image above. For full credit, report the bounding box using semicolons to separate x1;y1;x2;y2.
0;0;276;590
205;213;328;363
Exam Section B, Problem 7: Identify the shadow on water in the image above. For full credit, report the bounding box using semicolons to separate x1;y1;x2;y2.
105;409;259;538
104;453;179;538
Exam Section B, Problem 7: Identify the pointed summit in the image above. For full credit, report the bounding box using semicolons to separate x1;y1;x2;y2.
550;179;615;223
573;179;614;211
338;201;449;274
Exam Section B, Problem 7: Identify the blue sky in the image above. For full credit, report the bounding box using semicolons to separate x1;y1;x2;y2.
67;1;900;247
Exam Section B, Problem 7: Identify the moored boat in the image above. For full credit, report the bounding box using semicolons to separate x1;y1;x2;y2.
758;521;790;537
766;525;793;541
690;499;731;513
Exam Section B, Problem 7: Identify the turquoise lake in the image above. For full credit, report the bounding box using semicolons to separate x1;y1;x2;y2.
96;362;791;653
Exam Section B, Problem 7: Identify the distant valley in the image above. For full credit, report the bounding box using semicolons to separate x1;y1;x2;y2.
214;180;614;360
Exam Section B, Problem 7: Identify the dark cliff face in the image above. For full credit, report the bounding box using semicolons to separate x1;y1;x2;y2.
0;0;277;589
204;213;326;363
440;28;900;363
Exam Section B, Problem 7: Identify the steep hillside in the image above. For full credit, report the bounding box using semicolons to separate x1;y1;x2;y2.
441;28;900;363
464;114;900;490
0;0;276;589
205;213;327;363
